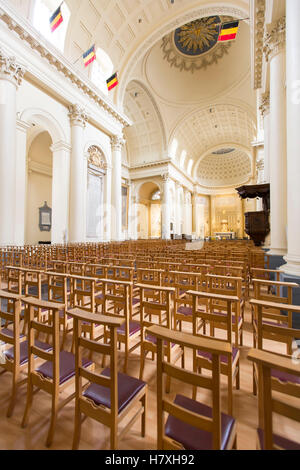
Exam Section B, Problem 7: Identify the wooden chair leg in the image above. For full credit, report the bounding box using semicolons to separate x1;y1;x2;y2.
139;350;145;380
7;376;18;418
236;361;240;390
228;369;233;416
22;380;34;428
46;393;59;447
123;345;128;374
110;421;118;450
72;402;82;450
141;392;147;438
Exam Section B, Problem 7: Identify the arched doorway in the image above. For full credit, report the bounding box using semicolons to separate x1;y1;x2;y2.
137;182;161;239
25;130;53;245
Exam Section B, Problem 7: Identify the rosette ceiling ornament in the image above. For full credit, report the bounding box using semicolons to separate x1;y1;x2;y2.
161;15;234;73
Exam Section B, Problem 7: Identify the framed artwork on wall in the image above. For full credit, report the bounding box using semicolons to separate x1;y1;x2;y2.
39;201;52;232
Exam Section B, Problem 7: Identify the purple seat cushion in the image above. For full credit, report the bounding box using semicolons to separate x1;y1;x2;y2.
165;394;235;450
271;368;300;385
96;293;103;300
4;340;52;366
84;367;146;414
117;320;141;337
197;347;239;364
132;298;140;306
177;306;193;317
257;428;300;450
1;328;25;339
37;350;91;385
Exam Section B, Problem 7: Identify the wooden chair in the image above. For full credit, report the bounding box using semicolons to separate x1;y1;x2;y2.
188;290;240;415
171;271;204;333
0;291;29;417
248;348;300;450
21;297;92;447
251;298;300;397
137;283;183;391
68;307;147;450
46;272;71;350
147;324;237;450
101;278;141;373
206;274;244;347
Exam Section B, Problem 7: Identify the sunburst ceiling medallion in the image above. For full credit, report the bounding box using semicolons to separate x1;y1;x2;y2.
161;16;233;73
174;16;221;56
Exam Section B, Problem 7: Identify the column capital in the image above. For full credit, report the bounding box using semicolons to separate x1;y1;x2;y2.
162;173;170;183
0;51;25;87
111;135;125;151
259;92;270;118
263;17;286;62
68;104;89;127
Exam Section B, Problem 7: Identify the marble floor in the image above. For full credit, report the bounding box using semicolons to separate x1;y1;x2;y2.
0;304;298;450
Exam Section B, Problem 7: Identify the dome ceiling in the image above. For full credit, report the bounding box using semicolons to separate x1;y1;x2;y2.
197;149;251;188
174;104;256;165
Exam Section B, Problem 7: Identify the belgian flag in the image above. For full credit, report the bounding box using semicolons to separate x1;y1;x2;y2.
218;20;239;42
106;72;118;91
49;6;63;33
83;45;96;67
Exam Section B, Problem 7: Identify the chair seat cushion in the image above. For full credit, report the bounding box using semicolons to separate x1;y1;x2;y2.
218;313;242;324
117;320;140;337
165;394;235;450
1;328;25;339
197;347;239;365
132;298;140;306
177;306;193;317
257;428;300;450
4;340;52;366
84;368;146;414
37;350;91;385
95;293;103;300
271;368;300;385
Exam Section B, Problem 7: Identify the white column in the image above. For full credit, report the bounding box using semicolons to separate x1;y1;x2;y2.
175;182;181;235
103;165;112;242
264;18;287;255
15;119;31;246
50;141;71;244
284;1;300;275
161;173;171;240
111;135;125;241
68;104;88;243
183;189;188;235
260;92;270;183
192;187;201;238
0;53;25;245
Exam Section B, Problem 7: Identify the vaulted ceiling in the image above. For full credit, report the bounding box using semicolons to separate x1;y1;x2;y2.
10;0;257;192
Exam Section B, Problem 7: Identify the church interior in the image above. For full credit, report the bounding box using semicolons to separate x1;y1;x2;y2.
0;0;299;451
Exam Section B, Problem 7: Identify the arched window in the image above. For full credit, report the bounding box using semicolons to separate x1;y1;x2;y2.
187;159;194;176
170;138;178;160
180;150;187;168
32;0;70;52
91;48;114;96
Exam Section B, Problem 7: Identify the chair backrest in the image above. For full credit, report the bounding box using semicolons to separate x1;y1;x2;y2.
137;283;175;330
45;272;68;305
69;275;98;312
250;299;300;355
101;278;132;326
23;268;44;299
248;348;300;450
188;290;238;344
6;267;23;295
147;324;231;450
67;307;124;424
0;290;22;370
23;297;63;389
136;268;163;286
252;279;298;304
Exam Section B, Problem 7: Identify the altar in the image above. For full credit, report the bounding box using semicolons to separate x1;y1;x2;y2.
214;232;236;240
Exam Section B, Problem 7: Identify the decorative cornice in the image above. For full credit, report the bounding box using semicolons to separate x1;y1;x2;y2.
0;50;25;86
251;0;266;90
27;159;51;177
259;91;270;118
68;104;89;128
50;141;71;153
111;135;125;151
263;17;286;62
0;3;131;127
